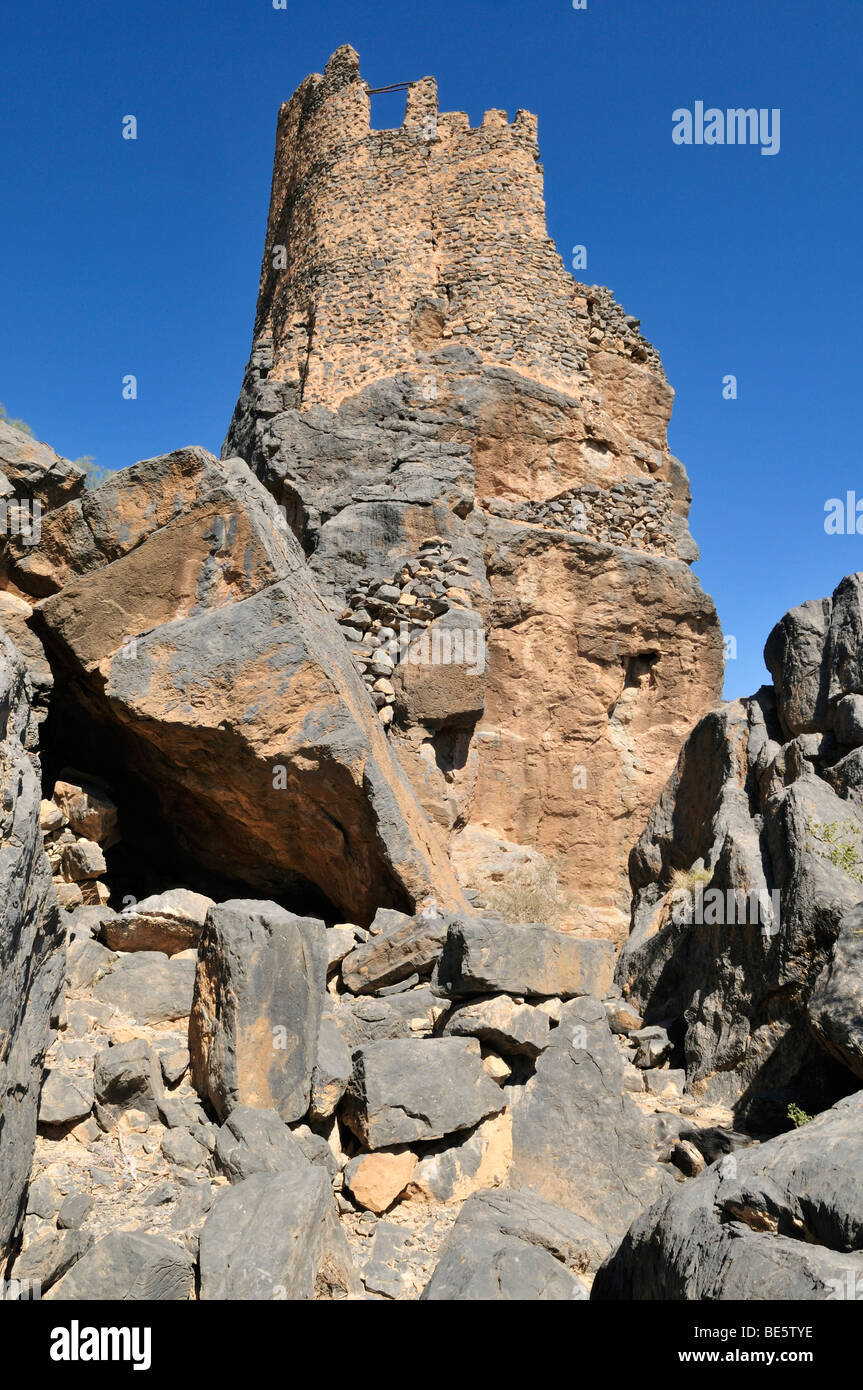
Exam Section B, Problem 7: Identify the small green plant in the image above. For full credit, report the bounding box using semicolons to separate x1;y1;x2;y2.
787;1102;813;1128
0;402;33;436
807;818;863;884
74;456;111;490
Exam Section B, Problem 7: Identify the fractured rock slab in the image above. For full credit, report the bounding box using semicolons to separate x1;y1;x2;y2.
342;1037;504;1150
28;447;467;926
509;996;670;1233
45;1229;195;1301
434;916;614;1000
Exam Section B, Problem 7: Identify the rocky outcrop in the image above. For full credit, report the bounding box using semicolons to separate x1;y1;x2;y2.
223;45;724;939
0;631;63;1270
617;575;863;1122
20;445;465;925
0;419;84;518
9;44;858;1309
593;1090;863;1300
808;901;863;1080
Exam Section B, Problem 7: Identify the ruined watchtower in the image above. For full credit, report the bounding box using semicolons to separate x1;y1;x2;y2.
226;46;724;940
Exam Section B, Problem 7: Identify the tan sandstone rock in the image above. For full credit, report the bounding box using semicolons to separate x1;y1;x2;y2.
343;1149;417;1214
26;447;467;926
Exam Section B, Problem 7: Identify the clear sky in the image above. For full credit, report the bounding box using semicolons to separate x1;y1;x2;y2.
2;0;861;699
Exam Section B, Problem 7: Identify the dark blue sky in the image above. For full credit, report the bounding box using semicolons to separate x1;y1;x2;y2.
2;0;861;698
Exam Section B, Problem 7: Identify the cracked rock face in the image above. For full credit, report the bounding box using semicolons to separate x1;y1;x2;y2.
0;630;64;1270
618;574;863;1123
223;44;724;940
20;446;466;926
593;1090;863;1300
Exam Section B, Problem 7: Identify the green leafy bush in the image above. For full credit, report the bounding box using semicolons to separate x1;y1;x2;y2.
787;1102;813;1128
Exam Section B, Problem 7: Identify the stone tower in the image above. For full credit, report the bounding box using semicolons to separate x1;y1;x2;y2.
226;45;724;941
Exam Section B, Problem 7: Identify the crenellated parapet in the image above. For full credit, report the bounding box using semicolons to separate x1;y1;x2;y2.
240;45;658;422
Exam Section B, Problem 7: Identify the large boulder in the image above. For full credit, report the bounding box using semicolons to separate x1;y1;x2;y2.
94;1039;166;1125
0;630;64;1270
421;1187;610;1300
331;985;445;1050
593;1090;863;1300
189;899;326;1123
763;596;832;738
24;446;466;926
433;916;614;1000
340;906;450;994
509;997;670;1233
45;1230;195;1301
441;994;551;1056
213;1105;308;1182
199;1168;357;1300
104;888;213;955
91;951;196;1026
342;1037;505;1149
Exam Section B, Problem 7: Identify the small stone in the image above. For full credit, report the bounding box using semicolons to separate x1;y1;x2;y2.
26;1174;60;1220
57;1193;94;1231
161;1128;209;1170
55;881;84;911
40;800;67;833
672;1139;706;1176
482;1054;512;1084
60;838;106;883
117;1109;151;1134
644;1068;685;1098
52;778;118;846
160;1048;190;1086
622;1061;644;1093
344;1150;418;1214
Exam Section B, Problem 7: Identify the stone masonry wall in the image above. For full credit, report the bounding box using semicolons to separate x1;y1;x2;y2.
231;45;659;428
